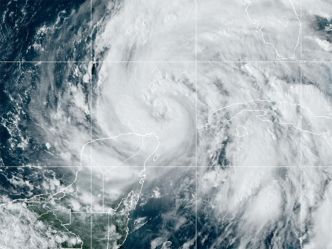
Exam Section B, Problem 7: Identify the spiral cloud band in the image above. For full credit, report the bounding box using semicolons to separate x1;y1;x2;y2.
0;0;332;248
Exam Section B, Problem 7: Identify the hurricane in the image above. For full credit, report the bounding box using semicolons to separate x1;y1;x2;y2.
0;0;332;248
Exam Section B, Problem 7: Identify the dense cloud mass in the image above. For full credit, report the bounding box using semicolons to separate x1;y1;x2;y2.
0;0;332;248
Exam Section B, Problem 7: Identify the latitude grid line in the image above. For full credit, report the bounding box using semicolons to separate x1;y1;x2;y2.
1;165;332;167
0;60;331;63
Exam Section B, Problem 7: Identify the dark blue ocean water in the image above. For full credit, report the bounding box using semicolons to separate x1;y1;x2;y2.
0;0;89;62
0;0;94;202
0;0;93;167
122;168;196;249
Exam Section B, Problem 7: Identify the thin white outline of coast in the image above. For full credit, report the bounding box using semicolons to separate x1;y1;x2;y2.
197;99;332;148
0;132;160;249
241;0;301;60
80;133;160;213
235;125;249;137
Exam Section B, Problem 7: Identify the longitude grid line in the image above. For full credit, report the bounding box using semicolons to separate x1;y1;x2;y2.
300;0;304;245
195;0;198;248
90;0;93;248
